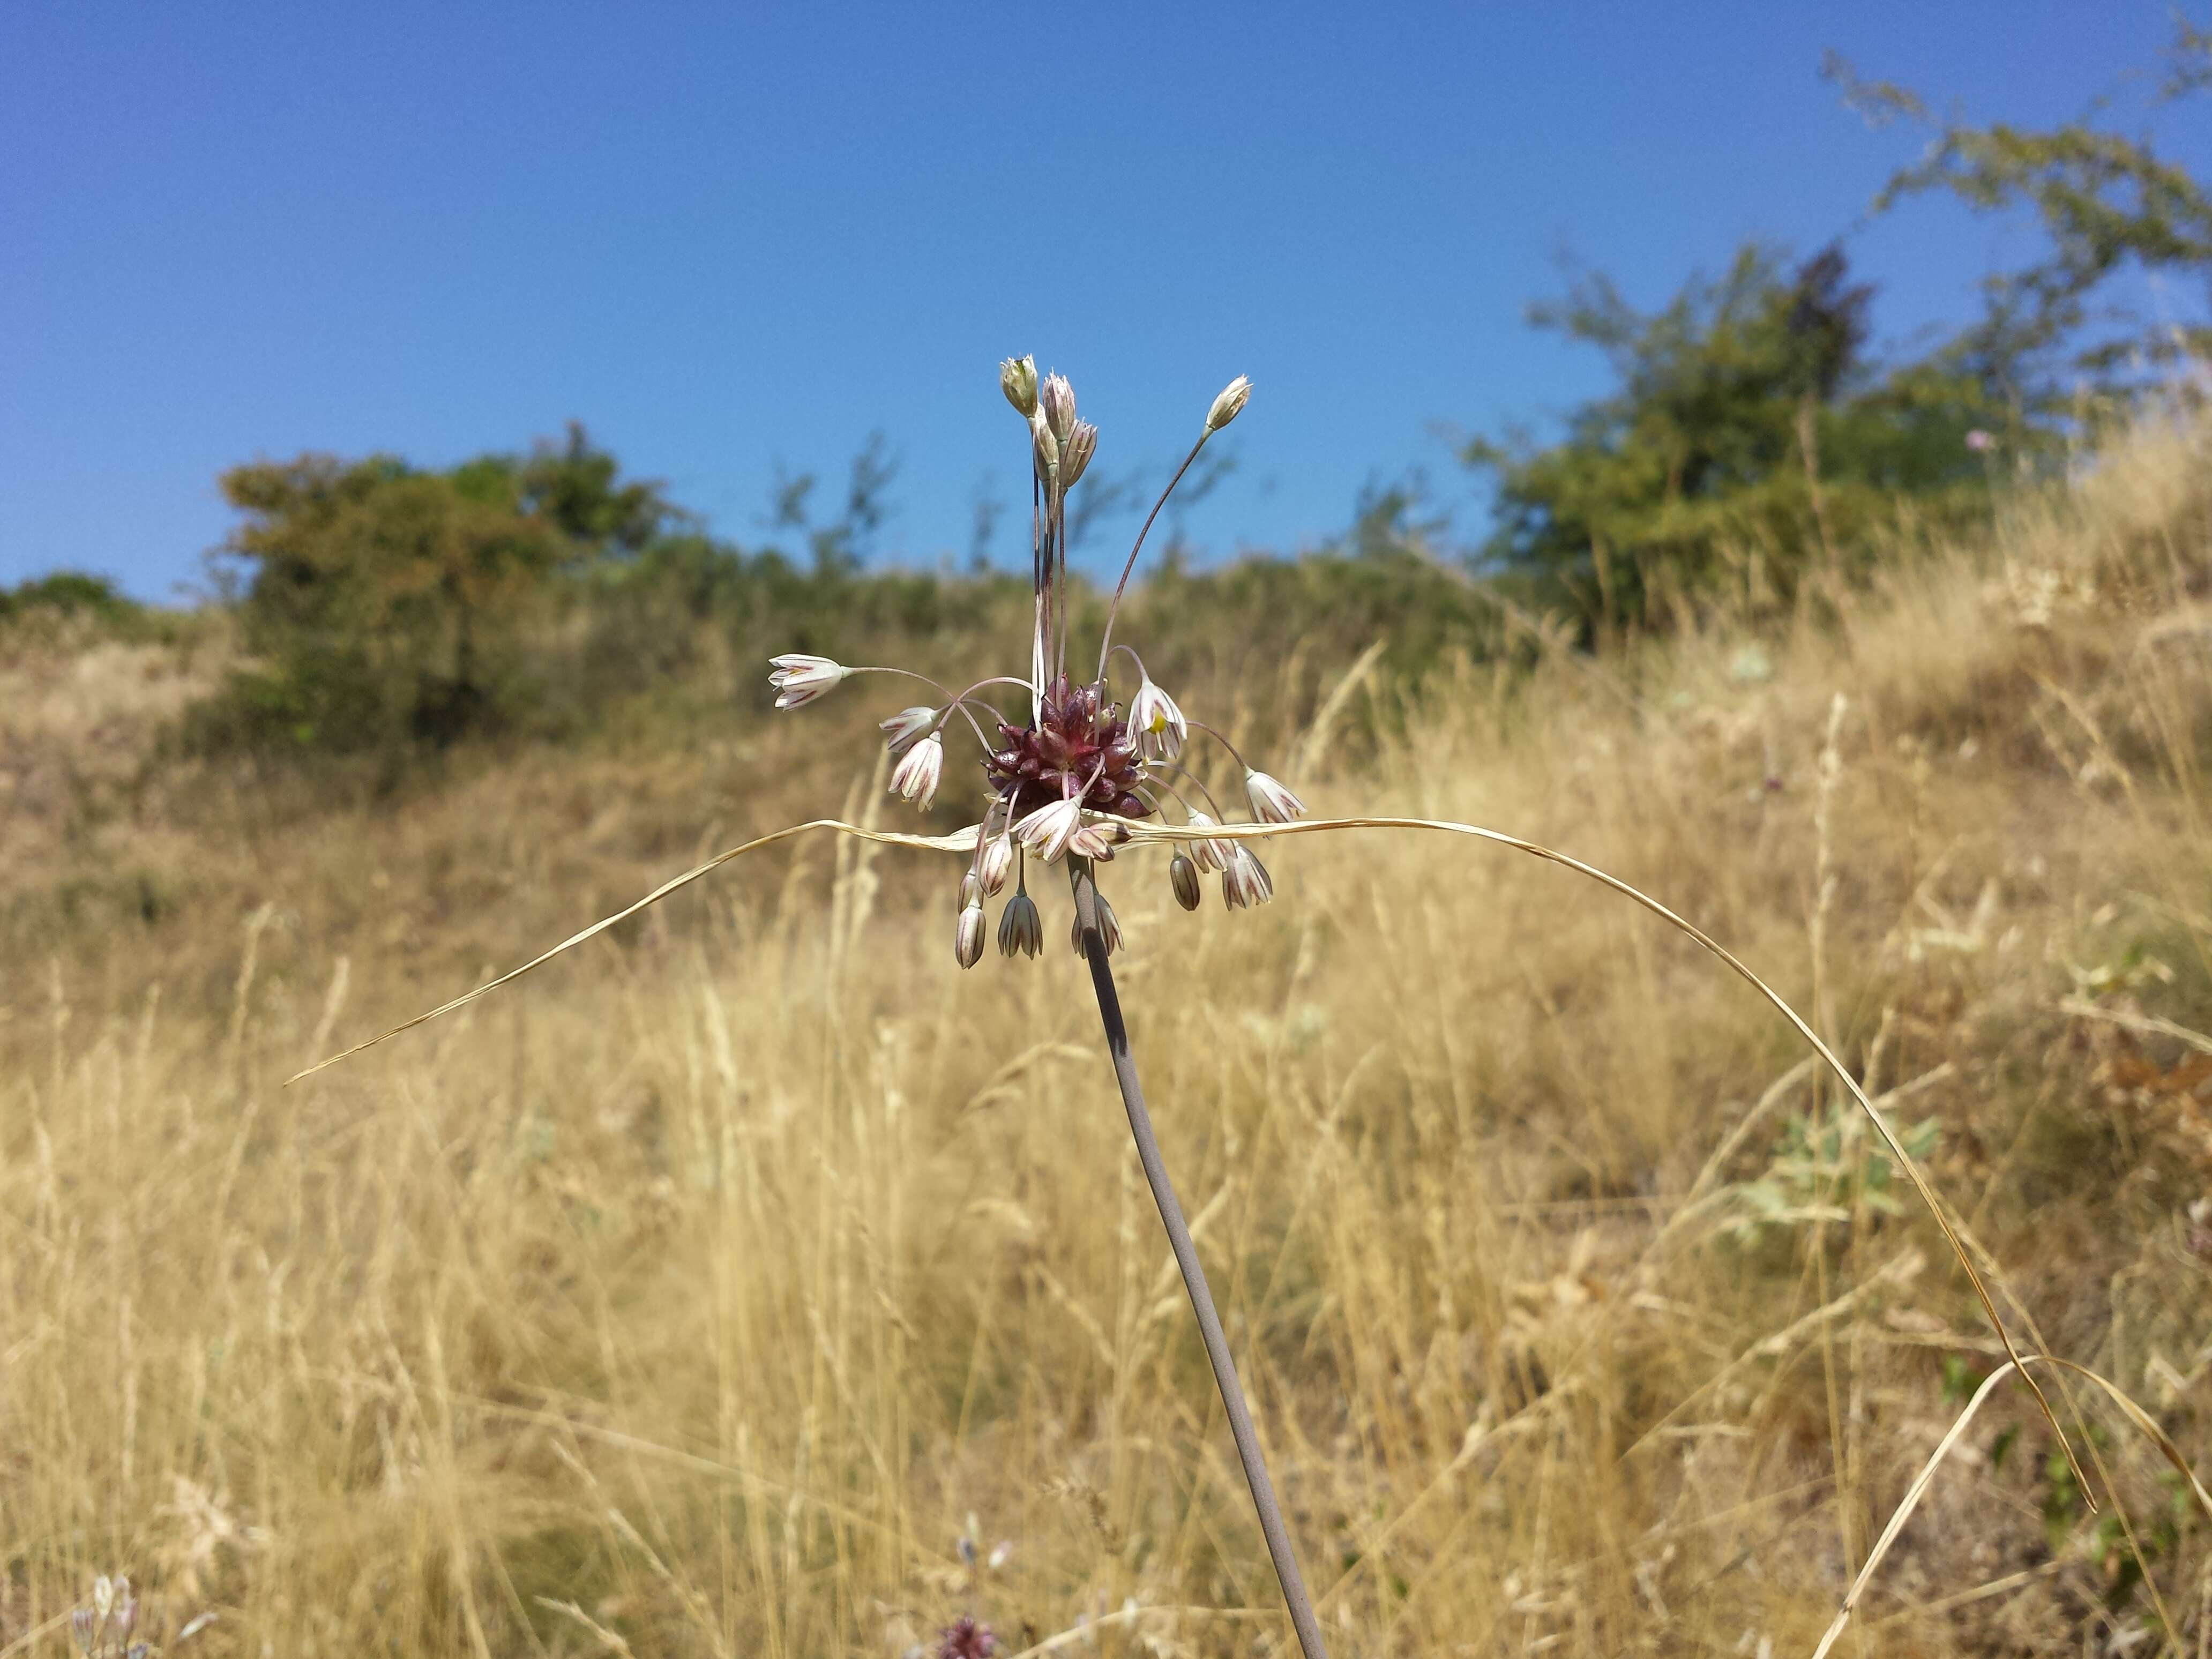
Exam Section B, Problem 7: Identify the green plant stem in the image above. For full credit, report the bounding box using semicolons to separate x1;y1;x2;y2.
1070;860;1332;1659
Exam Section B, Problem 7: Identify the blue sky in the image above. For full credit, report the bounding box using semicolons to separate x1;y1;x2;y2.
3;3;2206;599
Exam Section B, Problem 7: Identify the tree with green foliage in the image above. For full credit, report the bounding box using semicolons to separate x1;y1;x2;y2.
1466;243;2001;628
1830;21;2212;400
1468;19;2212;633
211;428;677;752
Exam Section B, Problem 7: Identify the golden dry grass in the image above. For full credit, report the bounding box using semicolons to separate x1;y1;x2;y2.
5;416;2212;1656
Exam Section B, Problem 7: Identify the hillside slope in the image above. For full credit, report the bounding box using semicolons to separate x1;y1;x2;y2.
3;417;2210;1655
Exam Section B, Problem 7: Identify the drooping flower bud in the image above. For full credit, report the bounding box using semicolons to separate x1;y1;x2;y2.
1062;420;1098;487
1012;795;1087;862
1040;372;1076;442
1169;853;1202;911
1243;768;1305;824
768;653;850;709
880;705;937;756
890;731;945;810
1222;844;1274;909
997;891;1042;959
955;901;987;969
1184;810;1232;872
977;832;1014;897
1205;375;1252;433
1070;890;1121;958
1000;355;1038;417
960;870;982;910
1127;676;1185;760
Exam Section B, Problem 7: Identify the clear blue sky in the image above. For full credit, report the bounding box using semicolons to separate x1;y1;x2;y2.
3;3;2204;599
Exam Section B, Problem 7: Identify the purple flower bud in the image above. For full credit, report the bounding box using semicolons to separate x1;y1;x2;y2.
1169;854;1202;911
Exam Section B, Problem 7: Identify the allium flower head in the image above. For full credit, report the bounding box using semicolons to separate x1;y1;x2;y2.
939;1617;999;1659
1244;768;1306;824
890;731;945;810
990;676;1150;824
768;653;848;708
880;705;937;756
765;355;1302;960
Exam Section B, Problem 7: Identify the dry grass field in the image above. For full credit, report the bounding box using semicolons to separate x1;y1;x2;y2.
5;416;2212;1656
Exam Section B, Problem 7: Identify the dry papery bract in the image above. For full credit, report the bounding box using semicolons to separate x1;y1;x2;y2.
4;404;2212;1654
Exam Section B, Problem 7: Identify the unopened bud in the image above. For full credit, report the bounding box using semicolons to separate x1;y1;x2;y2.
1000;355;1038;417
879;705;936;756
1070;890;1121;958
1169;854;1202;911
954;902;987;969
1040;372;1076;442
1205;374;1252;434
997;890;1043;958
71;1610;95;1654
1062;420;1098;487
977;833;1015;898
1032;414;1060;477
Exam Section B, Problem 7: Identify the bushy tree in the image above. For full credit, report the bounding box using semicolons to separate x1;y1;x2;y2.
1467;244;1999;627
210;428;676;752
1830;23;2212;398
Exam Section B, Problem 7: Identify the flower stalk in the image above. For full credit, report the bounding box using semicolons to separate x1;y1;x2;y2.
1069;859;1332;1659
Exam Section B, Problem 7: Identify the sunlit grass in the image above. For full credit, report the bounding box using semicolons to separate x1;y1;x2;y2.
5;414;2212;1655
